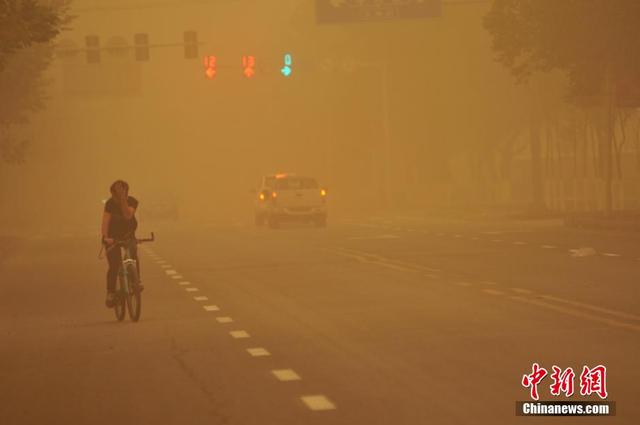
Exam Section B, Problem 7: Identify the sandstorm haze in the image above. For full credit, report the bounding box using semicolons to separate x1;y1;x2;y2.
0;0;582;230
2;2;640;424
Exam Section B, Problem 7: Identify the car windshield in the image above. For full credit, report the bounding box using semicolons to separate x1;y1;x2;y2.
275;177;318;190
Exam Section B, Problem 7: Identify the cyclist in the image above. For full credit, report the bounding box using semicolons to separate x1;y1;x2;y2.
102;180;140;307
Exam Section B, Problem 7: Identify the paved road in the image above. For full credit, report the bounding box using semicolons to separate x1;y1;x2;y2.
1;216;638;424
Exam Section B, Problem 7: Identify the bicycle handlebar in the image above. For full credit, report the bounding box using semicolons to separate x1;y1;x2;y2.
136;232;155;243
104;232;155;252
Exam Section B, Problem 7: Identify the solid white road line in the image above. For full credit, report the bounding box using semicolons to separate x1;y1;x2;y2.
246;347;270;357
272;369;301;382
194;296;208;301
216;316;233;323
511;288;533;295
203;305;220;312
229;330;250;339
538;294;640;322
300;395;336;411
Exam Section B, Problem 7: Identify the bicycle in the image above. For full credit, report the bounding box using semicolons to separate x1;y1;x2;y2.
107;233;154;322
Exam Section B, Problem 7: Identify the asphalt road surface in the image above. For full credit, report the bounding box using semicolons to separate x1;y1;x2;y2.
1;216;638;424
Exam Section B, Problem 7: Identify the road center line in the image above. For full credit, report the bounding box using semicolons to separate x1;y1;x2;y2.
511;288;533;295
246;347;270;357
203;305;220;312
272;369;301;382
300;395;336;411
509;296;640;332
229;330;250;339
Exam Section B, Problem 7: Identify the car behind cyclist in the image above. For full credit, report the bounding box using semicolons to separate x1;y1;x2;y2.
102;180;140;307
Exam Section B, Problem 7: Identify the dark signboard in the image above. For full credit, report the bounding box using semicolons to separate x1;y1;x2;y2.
316;0;442;24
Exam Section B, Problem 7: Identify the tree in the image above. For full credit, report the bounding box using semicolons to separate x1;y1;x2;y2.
0;0;71;164
484;0;640;213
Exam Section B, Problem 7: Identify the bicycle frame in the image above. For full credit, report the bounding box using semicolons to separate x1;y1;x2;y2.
118;241;138;294
107;232;154;322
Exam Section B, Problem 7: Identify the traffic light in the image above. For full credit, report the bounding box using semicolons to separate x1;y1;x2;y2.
203;55;217;79
134;33;150;61
242;55;255;78
184;31;198;59
85;35;100;64
281;53;293;77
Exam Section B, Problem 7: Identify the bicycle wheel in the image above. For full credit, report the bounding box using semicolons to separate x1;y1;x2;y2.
125;263;142;322
114;269;126;322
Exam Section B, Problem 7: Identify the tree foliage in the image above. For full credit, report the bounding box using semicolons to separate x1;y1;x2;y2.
484;0;640;100
0;0;71;163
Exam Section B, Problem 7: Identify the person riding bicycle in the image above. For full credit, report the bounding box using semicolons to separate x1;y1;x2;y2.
102;180;140;308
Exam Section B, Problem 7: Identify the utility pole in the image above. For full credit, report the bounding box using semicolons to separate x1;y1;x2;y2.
604;64;615;215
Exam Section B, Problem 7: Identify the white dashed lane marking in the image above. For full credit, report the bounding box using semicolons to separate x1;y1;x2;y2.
186;287;199;292
482;289;505;296
602;253;621;257
165;270;177;275
513;241;527;245
230;330;250;339
179;281;191;286
161;265;171;268
247;347;271;357
203;305;220;312
171;275;184;279
216;316;234;323
194;296;208;301
454;281;472;287
272;369;301;382
300;395;336;411
541;245;557;249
